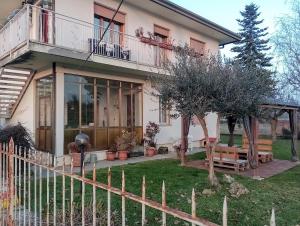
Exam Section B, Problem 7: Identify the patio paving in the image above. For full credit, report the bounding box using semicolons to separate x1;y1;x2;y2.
71;147;204;173
185;159;300;179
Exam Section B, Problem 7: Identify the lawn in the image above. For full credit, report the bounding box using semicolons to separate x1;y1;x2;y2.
28;135;300;225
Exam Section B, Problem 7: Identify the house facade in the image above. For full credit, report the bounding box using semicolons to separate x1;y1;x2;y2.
0;0;239;161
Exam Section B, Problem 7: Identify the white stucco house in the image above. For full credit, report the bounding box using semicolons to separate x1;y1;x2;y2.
0;0;239;161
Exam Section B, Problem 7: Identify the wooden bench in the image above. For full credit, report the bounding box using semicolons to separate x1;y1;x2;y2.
242;138;273;163
206;146;248;171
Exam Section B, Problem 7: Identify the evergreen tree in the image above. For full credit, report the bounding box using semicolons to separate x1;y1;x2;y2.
231;3;272;68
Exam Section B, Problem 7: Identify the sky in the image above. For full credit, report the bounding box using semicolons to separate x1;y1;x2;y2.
170;0;291;58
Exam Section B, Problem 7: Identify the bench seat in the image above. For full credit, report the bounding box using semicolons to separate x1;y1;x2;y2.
206;146;249;171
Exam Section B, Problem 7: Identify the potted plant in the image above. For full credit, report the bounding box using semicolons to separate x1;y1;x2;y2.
158;38;174;50
144;122;160;157
106;144;117;161
116;130;137;160
68;142;81;167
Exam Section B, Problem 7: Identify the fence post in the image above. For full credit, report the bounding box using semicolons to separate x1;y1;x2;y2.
7;138;15;226
223;196;227;226
270;208;275;226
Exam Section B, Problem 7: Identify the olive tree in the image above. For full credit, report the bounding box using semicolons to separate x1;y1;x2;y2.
152;46;275;185
214;62;276;168
152;46;221;185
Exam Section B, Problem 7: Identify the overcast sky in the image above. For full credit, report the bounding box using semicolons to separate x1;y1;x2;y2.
170;0;291;58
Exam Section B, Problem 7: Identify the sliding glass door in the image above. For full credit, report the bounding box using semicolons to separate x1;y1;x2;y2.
64;74;143;153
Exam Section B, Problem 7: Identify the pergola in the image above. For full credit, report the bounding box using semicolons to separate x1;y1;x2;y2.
245;102;299;167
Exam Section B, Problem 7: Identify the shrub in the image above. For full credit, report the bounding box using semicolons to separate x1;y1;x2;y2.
0;123;34;148
144;121;160;148
115;130;137;151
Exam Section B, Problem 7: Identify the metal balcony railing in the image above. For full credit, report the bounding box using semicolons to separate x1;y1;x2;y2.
0;5;173;68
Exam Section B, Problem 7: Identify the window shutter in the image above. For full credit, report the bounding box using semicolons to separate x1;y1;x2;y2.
190;38;205;54
154;25;169;37
94;3;126;24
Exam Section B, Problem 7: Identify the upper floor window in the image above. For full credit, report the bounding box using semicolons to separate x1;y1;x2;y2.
154;25;170;66
154;25;169;43
94;4;126;45
190;38;205;56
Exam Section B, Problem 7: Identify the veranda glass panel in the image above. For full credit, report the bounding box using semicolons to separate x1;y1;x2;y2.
36;76;53;153
121;82;131;128
133;84;143;127
64;82;80;129
96;81;108;128
109;81;120;127
81;84;94;127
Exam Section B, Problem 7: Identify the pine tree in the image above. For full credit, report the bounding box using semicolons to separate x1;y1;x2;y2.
231;3;272;68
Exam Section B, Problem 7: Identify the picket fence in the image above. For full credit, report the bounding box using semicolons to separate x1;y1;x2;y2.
0;138;276;226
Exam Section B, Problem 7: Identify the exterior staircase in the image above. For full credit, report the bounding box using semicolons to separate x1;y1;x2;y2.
0;67;34;119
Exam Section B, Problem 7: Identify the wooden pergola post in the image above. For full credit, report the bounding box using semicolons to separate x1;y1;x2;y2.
289;109;299;161
251;117;259;165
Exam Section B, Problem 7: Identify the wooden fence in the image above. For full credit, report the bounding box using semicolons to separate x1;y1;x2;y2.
0;138;276;225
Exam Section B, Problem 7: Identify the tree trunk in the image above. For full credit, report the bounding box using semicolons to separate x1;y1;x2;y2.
180;149;186;166
227;116;237;147
271;118;277;141
198;116;219;187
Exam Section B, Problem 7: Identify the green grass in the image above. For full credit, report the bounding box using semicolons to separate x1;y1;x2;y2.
26;136;300;225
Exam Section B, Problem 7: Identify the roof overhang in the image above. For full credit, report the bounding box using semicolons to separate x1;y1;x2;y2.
0;0;24;28
149;0;241;45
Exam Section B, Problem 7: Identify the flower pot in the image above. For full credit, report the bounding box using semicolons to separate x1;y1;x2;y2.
159;42;173;50
146;147;156;157
140;37;151;44
118;150;128;160
70;152;81;167
106;151;116;161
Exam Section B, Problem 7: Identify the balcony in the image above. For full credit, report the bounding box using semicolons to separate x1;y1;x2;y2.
0;5;173;70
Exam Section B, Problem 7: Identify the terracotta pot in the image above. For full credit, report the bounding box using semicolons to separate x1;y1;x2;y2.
118;150;128;160
70;152;81;167
146;147;156;157
106;151;116;161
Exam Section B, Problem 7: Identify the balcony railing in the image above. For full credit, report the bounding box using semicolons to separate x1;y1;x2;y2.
0;5;173;68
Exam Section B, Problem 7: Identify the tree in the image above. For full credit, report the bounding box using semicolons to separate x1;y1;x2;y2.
214;62;276;168
232;3;272;67
152;46;220;186
274;0;300;90
228;3;273;146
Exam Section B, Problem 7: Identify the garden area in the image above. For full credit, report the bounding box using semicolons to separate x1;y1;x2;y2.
32;135;300;226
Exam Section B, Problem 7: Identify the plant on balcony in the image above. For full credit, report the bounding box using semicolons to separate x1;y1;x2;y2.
115;130;137;160
158;38;174;50
144;122;160;157
135;27;158;46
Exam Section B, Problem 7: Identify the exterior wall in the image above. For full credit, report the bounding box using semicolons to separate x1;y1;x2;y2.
54;0;220;55
56;67;218;158
143;81;217;150
8;80;36;140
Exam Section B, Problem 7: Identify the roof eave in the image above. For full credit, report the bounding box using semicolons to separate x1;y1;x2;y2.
150;0;241;45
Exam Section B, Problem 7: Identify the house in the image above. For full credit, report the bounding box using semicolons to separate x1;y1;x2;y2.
0;0;239;162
